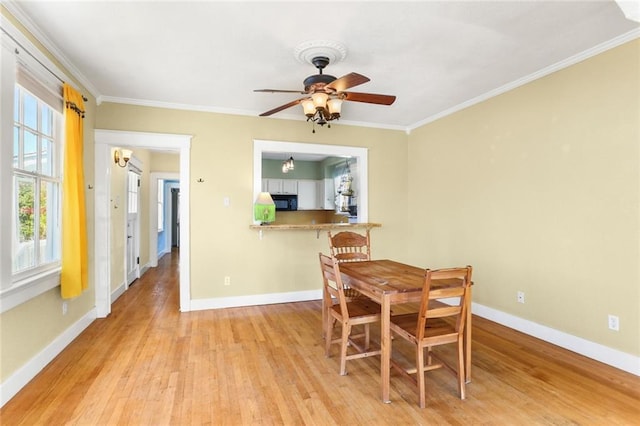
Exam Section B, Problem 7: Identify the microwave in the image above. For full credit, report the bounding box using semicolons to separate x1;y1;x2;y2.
272;194;297;211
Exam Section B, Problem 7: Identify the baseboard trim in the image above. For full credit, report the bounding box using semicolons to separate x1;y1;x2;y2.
140;263;150;277
190;289;323;311
0;308;96;407
111;281;126;302
472;302;640;376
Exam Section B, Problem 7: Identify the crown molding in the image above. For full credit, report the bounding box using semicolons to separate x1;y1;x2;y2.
3;0;101;99
99;95;406;132
407;27;640;133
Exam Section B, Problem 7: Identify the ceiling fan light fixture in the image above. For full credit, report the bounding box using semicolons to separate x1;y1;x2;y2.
327;98;343;116
256;40;395;133
301;99;315;116
311;92;328;109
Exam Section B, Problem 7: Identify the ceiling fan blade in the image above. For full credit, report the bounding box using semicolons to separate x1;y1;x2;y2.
326;73;370;92
259;98;305;117
343;91;396;105
254;89;307;94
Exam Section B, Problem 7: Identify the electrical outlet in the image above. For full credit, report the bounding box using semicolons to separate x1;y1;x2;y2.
62;301;68;315
223;197;230;207
224;276;231;286
517;291;525;304
608;315;619;331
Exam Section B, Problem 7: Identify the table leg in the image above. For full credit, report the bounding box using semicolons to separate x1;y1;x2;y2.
465;285;472;383
381;294;392;403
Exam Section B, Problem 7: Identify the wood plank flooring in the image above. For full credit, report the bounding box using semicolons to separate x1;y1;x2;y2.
1;250;639;425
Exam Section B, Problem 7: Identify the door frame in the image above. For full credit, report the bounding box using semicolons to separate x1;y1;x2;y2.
94;129;192;316
149;173;179;266
125;165;142;287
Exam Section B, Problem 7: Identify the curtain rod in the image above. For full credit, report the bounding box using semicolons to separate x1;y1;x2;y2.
1;26;88;102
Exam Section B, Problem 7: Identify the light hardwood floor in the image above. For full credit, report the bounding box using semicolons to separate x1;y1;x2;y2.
1;250;638;425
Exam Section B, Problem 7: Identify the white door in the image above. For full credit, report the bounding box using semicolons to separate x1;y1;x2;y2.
126;169;141;286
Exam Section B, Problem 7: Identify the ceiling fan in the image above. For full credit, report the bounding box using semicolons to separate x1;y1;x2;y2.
254;55;396;129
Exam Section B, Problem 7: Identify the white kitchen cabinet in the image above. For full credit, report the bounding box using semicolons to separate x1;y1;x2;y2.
322;178;336;210
263;178;298;194
282;179;298;194
297;179;318;210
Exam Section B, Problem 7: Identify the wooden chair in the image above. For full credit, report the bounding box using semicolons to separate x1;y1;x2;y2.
389;266;472;408
323;230;372;338
327;230;371;298
327;230;371;264
319;253;382;375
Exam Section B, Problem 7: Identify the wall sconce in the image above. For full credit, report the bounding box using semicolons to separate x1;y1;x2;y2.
114;148;133;168
254;192;276;225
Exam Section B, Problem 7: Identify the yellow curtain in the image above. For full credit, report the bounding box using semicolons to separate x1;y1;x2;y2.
61;83;88;299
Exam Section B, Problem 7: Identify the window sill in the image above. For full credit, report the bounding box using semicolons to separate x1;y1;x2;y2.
0;268;61;314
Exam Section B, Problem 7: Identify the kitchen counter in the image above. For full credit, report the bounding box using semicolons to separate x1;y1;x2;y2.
250;222;381;238
250;222;381;231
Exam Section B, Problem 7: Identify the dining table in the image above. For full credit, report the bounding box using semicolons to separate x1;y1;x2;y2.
338;259;473;403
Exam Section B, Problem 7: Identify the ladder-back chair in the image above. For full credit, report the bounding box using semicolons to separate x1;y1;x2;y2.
389;266;473;408
319;253;382;375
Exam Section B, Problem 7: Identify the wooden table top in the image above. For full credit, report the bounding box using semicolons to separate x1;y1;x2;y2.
339;259;462;297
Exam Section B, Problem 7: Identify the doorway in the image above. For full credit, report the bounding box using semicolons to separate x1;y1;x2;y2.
94;129;192;317
171;188;180;248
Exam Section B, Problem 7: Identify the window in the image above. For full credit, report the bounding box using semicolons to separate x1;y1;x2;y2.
127;170;139;214
1;18;68;312
12;84;62;278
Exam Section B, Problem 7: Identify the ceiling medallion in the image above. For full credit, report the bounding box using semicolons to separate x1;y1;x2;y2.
294;40;347;66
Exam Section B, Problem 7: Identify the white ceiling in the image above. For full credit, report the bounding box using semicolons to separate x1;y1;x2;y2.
6;1;639;131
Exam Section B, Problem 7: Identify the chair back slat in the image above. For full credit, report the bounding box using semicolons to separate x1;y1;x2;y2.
319;253;349;317
425;305;462;319
328;230;371;263
416;266;472;340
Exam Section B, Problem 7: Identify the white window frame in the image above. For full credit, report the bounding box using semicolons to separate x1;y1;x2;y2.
0;17;69;313
12;84;63;280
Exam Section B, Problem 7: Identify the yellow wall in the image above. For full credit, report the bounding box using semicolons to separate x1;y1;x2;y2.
407;39;640;356
150;152;180;173
95;106;409;299
137;149;152;269
109;149;126;292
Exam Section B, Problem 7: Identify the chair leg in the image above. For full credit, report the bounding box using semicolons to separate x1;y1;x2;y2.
417;346;426;408
325;318;336;357
339;323;351;376
457;337;466;400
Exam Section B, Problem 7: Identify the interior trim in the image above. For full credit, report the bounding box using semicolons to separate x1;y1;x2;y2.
473;302;640;376
0;308;96;407
94;129;192;315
